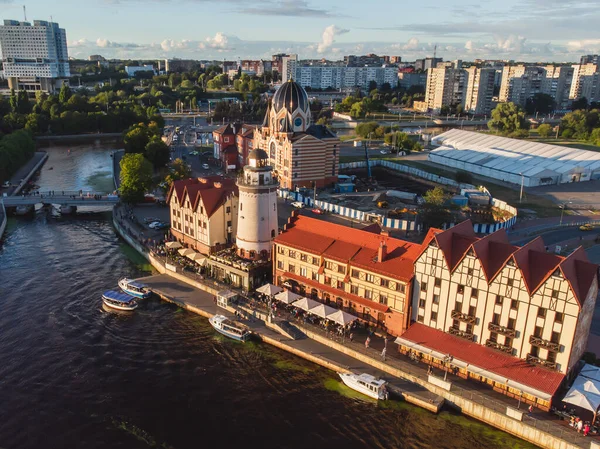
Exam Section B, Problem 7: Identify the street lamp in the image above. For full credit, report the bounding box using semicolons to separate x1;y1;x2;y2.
519;173;524;203
443;354;454;381
559;201;572;226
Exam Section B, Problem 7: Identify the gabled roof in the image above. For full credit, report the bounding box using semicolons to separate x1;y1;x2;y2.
433;220;477;272
167;177;237;218
214;123;235;135
361;223;383;234
512;237;562;295
471;230;518;282
559;247;599;307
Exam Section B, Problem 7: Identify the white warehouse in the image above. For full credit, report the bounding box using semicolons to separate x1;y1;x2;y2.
430;129;600;187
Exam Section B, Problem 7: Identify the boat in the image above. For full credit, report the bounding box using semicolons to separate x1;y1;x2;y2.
338;372;389;400
208;314;251;342
102;290;138;311
118;278;152;299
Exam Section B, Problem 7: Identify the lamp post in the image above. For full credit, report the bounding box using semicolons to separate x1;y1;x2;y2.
559;201;572;226
443;354;453;381
519;173;524;203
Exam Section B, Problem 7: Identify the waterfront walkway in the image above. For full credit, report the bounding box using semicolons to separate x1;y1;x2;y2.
3;152;47;196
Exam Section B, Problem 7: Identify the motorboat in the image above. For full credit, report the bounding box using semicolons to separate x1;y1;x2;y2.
338;372;389;400
102;290;138;311
209;314;251;342
118;278;152;299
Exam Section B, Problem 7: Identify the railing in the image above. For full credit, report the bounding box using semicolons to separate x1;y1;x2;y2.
529;335;560;352
486;339;513;354
450;309;476;324
448;326;475;341
527;353;557;370
488;322;516;338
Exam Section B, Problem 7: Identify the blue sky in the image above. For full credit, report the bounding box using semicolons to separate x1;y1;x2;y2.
1;0;599;61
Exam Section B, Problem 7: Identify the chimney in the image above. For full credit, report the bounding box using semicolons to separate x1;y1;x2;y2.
378;240;387;263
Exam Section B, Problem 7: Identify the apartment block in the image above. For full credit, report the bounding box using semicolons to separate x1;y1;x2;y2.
570;63;600;104
293;65;398;90
499;65;546;107
542;65;574;110
423;67;466;112
463;67;496;115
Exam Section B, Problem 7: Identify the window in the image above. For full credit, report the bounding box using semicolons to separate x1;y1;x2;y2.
530;345;539;357
431;311;438;321
417;314;424;323
452;319;459;329
240;203;243;211
466;324;474;334
551;289;559;299
492;313;500;325
364;290;372;299
471;288;478;299
433;294;440;304
421;282;428;293
227;220;232;227
200;206;204;214
489;332;498;343
507;318;516;330
351;269;359;278
325;261;334;270
277;260;284;269
454;301;462;312
300;267;307;277
467;268;474;276
495;295;503;305
338;265;345;274
271;229;276;238
351;285;358;295
337;280;344;290
289;250;296;258
324;275;332;285
547;351;557;363
534;326;543;337
457;284;465;295
277;246;285;254
468;305;476;317
431;259;437;266
226;206;231;213
300;254;308;262
551;331;560;344
419;298;426;308
510;299;518;310
379;294;387;305
434;277;441;288
397;284;405;293
555;312;564;324
365;273;375;283
504;337;513;348
537;307;546;318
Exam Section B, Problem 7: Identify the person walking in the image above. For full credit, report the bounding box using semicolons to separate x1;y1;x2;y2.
383;336;388;349
577;419;583;433
349;332;354;342
365;336;370;349
584;423;590;436
528;404;534;416
381;347;387;361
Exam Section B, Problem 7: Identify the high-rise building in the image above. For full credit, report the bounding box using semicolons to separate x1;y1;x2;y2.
580;55;600;65
422;66;465;112
0;19;70;93
542;65;574;110
570;63;600;104
281;54;298;82
499;65;546;107
415;57;443;72
463;67;496;115
293;65;398;90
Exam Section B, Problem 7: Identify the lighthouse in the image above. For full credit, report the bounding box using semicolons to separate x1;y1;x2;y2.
236;148;278;260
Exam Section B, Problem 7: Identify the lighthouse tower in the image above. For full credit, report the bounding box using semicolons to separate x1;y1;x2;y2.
236;148;278;260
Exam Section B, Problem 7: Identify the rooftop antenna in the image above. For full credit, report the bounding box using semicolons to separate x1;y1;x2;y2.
433;44;437;60
23;5;27;21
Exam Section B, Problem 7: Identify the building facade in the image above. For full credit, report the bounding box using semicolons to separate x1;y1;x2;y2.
273;214;420;336
168;177;238;255
400;221;599;409
499;65;546;107
463;67;496;115
213;123;256;170
293;65;398;91
570;64;600;104
254;79;339;189
281;54;298;82
542;65;574;110
423;67;466;113
0;19;70;93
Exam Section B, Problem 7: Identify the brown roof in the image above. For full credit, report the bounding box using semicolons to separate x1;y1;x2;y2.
471;230;518;282
167;177;237;218
559;247;599;307
434;220;477;271
214;124;235;135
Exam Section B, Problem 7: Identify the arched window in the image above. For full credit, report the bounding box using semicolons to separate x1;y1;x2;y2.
271;229;275;238
270;142;276;159
249;250;256;258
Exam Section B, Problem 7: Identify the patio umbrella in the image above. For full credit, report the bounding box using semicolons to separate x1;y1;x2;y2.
308;304;337;319
256;283;283;296
165;241;182;249
327;309;357;326
274;290;303;305
191;254;206;265
185;251;199;261
291;297;320;312
178;248;195;256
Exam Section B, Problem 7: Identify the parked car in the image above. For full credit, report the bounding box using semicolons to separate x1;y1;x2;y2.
2;181;10;188
149;221;169;230
380;150;390;154
580;223;594;231
291;201;305;208
311;208;324;214
202;163;210;170
144;217;160;224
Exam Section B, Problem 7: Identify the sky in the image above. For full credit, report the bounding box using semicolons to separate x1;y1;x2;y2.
1;0;600;62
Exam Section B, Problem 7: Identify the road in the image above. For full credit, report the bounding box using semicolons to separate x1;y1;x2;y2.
513;227;599;247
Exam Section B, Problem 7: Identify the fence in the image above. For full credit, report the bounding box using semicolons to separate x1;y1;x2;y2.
0;200;6;240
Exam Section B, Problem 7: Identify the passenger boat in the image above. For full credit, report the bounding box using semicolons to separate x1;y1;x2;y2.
102;290;138;311
208;314;251;342
338;372;389;400
118;278;152;299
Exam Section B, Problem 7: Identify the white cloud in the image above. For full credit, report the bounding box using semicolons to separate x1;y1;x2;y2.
317;25;349;54
198;32;233;51
566;39;600;51
402;37;420;51
160;39;191;52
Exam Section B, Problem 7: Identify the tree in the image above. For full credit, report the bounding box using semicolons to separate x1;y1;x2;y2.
423;187;448;207
525;93;555;115
488;102;529;135
59;84;72;104
419;187;452;230
119;153;153;203
123;124;150;154
144;139;170;168
165;158;192;186
571;97;588;111
537;123;553;138
355;121;379;138
455;170;473;185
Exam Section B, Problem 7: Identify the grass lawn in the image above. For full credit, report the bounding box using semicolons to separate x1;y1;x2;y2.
530;138;600;152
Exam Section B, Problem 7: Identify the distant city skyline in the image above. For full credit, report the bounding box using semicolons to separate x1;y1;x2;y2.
1;0;599;62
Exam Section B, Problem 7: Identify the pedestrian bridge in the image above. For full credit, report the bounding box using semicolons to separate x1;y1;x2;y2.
2;191;119;207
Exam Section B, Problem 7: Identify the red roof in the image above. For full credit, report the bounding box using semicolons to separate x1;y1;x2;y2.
471;230;518;282
560;247;599;307
400;323;565;396
167;177;237;218
282;271;390;313
274;215;420;281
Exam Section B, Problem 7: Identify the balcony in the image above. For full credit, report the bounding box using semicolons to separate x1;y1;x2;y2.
527;353;557;370
451;309;476;324
488;322;516;338
486;339;513;354
529;335;560;352
448;326;475;341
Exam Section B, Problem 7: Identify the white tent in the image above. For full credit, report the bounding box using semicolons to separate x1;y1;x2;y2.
274;290;303;305
178;248;195;256
190;253;206;265
256;283;283;296
308;304;337;319
185;251;199;261
292;297;320;312
327;309;358;326
563;377;600;414
580;364;600;383
165;241;182;249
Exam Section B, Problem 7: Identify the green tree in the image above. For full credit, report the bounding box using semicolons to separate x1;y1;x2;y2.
144;138;170;168
355;121;379;138
488;102;529;135
525;93;555;115
419;187;452;230
17;90;31;114
537;123;553;138
590;128;600;146
180;79;194;89
571;97;588;111
59;84;72;104
119;153;153;203
123;124;150;154
165;158;192;186
423;187;448;207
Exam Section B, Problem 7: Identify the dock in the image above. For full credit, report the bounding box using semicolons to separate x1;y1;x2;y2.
139;274;444;414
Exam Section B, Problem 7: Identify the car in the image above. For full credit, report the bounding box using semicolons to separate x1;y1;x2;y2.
580;223;594;231
148;221;162;229
189;151;199;156
380;150;390;154
311;208;323;214
291;201;305;208
2;181;10;188
154;222;170;230
144;217;160;224
202;163;210;170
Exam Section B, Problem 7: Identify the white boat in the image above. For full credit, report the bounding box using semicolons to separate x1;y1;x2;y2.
209;314;251;342
102;290;138;311
118;278;151;299
338;372;389;400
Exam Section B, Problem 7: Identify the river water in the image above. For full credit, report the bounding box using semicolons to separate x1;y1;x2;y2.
0;144;537;449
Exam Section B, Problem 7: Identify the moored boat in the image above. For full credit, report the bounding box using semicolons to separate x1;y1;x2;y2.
118;278;151;299
208;314;251;342
102;290;138;311
338;372;389;400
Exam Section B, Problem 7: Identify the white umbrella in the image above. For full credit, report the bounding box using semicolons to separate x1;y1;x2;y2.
274;290;303;305
165;241;182;249
190;253;206;265
178;248;195;256
308;304;337;319
185;251;199;261
327;309;357;326
292;297;320;312
256;283;283;296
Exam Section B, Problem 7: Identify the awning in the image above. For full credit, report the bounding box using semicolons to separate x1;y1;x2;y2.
327;309;358;326
190;253;206;264
218;290;237;300
274;290;303;305
308;303;337;319
166;241;182;249
580;364;600;383
563;377;600;413
256;283;283;296
292;297;320;312
178;248;195;256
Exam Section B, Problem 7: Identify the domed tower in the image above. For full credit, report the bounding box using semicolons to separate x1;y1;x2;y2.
236;148;279;260
269;79;311;134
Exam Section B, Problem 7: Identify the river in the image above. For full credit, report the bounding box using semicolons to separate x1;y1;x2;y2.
0;144;537;449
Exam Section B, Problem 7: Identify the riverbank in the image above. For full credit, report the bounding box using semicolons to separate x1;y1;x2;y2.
111;205;592;449
35;133;123;143
8;152;48;196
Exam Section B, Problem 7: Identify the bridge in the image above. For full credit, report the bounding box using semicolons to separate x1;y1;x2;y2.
2;191;119;207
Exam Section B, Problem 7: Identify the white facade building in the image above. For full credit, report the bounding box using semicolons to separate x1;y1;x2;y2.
463;67;496;115
0;19;70;93
423;67;466;113
124;65;156;77
281;54;298;82
235;149;279;260
293;65;398;90
570;64;600;104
